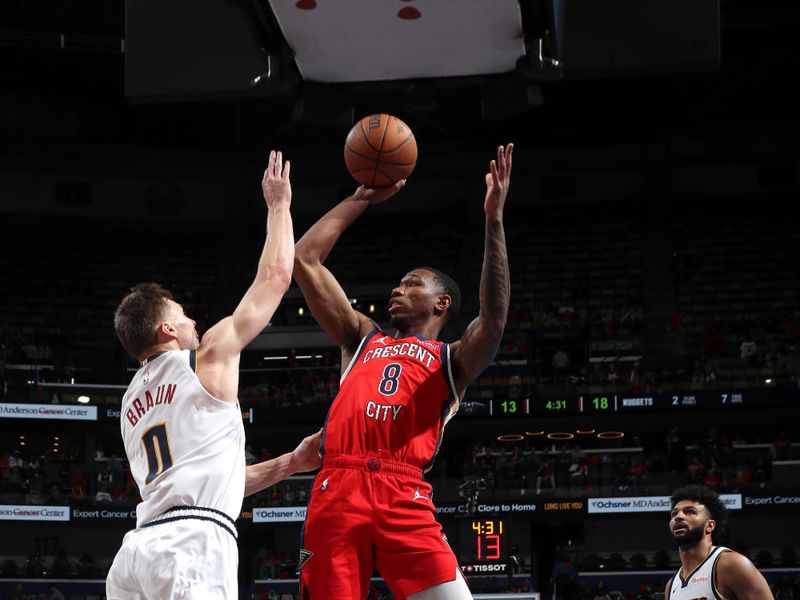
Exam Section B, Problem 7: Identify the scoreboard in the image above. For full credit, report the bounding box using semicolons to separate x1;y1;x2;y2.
464;388;796;418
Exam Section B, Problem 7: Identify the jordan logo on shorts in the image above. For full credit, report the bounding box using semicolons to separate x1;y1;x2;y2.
320;477;328;491
412;487;430;501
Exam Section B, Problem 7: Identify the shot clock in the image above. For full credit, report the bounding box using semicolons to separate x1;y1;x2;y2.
464;518;507;562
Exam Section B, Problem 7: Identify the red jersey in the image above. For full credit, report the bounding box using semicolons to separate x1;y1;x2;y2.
321;329;460;471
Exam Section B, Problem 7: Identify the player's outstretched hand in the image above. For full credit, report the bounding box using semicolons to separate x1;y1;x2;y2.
352;179;406;206
289;429;323;474
262;150;292;209
484;143;513;217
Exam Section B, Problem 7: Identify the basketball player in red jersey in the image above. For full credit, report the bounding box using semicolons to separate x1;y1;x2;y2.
293;144;513;600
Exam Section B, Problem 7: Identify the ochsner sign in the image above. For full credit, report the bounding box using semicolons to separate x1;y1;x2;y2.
0;505;70;521
0;403;97;421
588;494;742;514
252;506;307;523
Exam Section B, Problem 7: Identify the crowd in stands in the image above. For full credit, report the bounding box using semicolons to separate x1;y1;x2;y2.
0;442;316;510
454;425;796;500
0;446;140;507
1;550;98;580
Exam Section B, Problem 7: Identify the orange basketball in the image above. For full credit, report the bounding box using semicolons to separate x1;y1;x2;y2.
344;114;417;188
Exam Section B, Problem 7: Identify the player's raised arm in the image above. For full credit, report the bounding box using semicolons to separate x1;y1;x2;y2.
450;144;513;396
293;182;404;354
198;150;294;401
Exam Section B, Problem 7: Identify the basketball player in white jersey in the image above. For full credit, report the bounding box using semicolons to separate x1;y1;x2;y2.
666;485;772;600
106;151;322;599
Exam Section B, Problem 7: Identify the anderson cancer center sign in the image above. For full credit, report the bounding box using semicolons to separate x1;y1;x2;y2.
0;402;97;421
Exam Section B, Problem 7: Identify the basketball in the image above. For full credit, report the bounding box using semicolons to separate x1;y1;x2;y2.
344;114;418;188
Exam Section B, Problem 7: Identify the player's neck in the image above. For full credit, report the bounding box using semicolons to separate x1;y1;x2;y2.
678;538;714;577
395;325;440;341
138;341;181;364
394;314;446;341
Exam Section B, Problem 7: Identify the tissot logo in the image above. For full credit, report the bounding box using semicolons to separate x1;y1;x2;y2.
460;563;507;573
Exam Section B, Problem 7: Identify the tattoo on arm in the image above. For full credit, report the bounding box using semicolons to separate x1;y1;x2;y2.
483;219;510;323
458;217;510;382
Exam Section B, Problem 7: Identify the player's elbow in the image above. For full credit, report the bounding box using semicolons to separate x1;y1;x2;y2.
293;253;320;282
271;266;293;293
293;252;309;269
258;265;292;294
294;245;319;268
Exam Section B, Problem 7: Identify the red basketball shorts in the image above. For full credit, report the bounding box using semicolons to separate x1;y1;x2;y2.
299;454;460;600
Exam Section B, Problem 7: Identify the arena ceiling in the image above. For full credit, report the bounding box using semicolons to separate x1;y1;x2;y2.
1;0;800;153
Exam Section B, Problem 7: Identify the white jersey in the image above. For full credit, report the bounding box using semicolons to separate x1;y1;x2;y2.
668;546;731;600
120;349;245;527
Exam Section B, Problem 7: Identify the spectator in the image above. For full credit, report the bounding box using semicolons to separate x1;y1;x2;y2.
606;364;618;386
666;428;686;473
536;458;556;495
734;466;753;492
772;431;792;461
50;550;71;578
704;363;718;384
687;455;705;483
593;580;611;600
740;338;759;367
628;458;648;493
95;482;112;502
48;585;65;600
552;349;570;384
24;554;44;578
78;550;95;578
552;554;578;600
69;471;86;500
107;454;124;481
8;583;25;600
258;549;279;580
507;544;526;574
703;467;721;491
569;458;588;489
9;450;23;469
